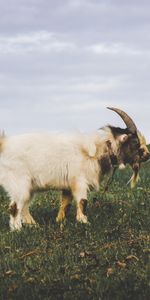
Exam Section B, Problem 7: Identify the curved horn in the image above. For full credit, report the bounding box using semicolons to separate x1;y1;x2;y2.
107;107;137;134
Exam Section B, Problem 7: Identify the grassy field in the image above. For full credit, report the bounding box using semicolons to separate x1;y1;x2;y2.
0;163;150;300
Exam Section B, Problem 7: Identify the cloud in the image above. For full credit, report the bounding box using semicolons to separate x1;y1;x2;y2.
0;31;76;54
88;43;142;56
0;30;143;58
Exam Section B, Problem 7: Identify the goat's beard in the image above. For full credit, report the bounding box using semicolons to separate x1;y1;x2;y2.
127;162;140;188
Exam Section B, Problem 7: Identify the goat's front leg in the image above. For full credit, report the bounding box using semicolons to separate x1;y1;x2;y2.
77;198;88;223
71;179;88;224
21;200;36;226
9;200;24;231
7;181;32;230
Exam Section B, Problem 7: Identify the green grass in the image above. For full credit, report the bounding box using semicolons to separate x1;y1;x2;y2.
0;163;150;300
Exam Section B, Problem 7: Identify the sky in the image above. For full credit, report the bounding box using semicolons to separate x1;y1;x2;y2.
0;0;150;142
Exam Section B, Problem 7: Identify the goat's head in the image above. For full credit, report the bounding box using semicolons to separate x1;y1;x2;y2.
107;107;150;187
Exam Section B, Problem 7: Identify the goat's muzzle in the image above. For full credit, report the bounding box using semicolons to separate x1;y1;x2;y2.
139;147;150;162
141;152;150;162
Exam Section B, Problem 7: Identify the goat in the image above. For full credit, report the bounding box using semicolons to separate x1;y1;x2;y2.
0;107;149;230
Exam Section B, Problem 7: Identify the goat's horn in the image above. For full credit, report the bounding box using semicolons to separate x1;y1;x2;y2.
107;107;137;134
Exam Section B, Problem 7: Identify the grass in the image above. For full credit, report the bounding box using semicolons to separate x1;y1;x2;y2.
0;163;150;300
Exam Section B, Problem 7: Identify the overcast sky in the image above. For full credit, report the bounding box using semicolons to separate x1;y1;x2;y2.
0;0;150;142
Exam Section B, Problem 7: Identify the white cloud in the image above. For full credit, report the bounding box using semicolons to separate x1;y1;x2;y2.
0;31;76;54
88;43;141;56
0;31;146;59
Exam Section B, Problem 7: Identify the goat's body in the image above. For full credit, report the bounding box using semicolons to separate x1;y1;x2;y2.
0;132;104;191
0;131;112;229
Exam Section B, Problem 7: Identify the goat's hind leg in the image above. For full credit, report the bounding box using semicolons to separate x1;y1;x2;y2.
56;190;72;223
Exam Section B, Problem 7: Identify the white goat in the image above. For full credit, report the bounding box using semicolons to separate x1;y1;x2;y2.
0;107;149;230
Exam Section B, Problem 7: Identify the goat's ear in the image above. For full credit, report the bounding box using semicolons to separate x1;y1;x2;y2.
88;144;97;157
118;134;128;143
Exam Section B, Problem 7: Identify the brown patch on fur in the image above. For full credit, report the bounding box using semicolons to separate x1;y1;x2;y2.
56;190;72;222
106;140;118;166
62;190;72;217
79;199;87;215
63;189;72;198
99;154;112;175
64;203;71;217
9;202;18;217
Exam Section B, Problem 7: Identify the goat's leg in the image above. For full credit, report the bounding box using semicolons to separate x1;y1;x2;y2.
9;200;24;231
21;200;36;226
56;190;72;223
71;179;88;224
76;198;88;224
6;180;32;231
76;198;88;223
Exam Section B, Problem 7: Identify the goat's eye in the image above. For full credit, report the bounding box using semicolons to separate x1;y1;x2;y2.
139;148;144;155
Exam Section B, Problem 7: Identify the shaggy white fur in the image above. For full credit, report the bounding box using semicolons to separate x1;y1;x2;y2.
0;128;126;230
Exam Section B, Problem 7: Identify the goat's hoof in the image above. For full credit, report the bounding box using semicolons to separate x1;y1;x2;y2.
76;215;88;224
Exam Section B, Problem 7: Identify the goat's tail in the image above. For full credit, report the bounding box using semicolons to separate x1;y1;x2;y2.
0;131;5;152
